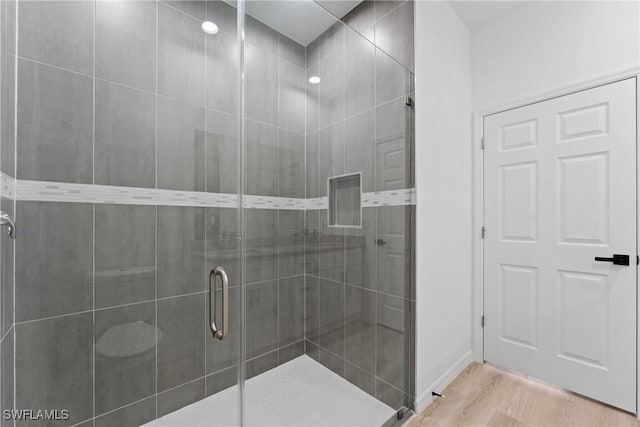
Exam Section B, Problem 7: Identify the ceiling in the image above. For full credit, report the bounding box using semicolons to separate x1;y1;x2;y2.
448;1;530;31
241;0;362;46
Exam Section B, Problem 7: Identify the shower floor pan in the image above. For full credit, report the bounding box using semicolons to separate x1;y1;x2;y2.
144;355;395;427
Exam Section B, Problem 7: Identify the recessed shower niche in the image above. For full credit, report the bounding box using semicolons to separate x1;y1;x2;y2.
328;173;362;228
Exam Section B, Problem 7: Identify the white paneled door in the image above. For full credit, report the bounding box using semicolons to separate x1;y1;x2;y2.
484;78;637;412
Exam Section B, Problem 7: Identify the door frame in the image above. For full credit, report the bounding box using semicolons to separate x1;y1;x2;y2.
471;66;640;415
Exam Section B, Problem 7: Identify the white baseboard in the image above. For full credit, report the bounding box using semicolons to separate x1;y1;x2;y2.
414;350;474;413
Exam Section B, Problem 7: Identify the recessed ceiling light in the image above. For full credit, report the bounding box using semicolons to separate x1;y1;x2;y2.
308;76;321;85
201;21;219;35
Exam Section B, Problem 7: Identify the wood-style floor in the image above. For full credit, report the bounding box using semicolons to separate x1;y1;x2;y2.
407;362;640;427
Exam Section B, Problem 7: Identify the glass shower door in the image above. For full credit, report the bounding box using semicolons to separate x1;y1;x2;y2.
239;0;416;425
1;0;245;425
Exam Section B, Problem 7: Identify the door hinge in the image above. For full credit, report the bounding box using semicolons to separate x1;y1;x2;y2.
405;96;413;108
481;315;485;328
481;137;485;150
481;226;486;239
637;255;639;266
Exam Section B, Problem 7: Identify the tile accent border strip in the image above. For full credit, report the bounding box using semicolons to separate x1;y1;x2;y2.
362;188;416;207
0;172;16;200
0;173;416;209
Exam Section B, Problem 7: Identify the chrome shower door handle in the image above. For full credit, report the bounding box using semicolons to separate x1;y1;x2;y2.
0;211;15;239
209;266;229;341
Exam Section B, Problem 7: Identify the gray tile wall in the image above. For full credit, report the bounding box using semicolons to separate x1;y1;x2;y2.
6;1;416;425
0;1;15;425
244;13;306;199
304;2;416;409
11;200;308;426
305;206;415;408
9;1;308;425
238;7;308;387
342;0;414;72
10;1;245;425
14;0;241;190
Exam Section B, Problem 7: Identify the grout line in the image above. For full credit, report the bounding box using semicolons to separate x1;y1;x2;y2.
303;29;308;352
91;203;96;424
373;33;379;400
203;0;209;392
153;4;159;414
14;298;160;326
12;0;18;419
307;273;415;302
91;0;96;423
15;54;227;118
0;324;11;344
342;21;347;379
93;394;156;422
276;32;281;366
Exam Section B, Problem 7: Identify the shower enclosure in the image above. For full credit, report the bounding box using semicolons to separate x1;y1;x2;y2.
0;0;415;425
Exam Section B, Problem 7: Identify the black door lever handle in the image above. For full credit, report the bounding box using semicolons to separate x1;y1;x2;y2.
594;254;630;266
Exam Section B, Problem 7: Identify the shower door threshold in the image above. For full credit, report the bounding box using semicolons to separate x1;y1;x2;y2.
144;355;395;427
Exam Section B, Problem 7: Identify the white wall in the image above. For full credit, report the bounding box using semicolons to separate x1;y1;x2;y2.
414;0;473;411
414;0;639;414
471;1;640;111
